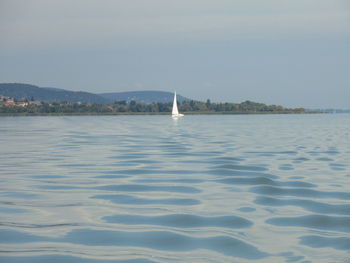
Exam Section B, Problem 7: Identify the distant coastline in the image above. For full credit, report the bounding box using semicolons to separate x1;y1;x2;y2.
0;102;317;116
0;112;318;117
0;83;316;116
0;98;314;116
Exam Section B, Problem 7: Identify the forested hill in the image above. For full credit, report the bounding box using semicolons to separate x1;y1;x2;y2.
0;83;189;104
0;83;110;104
99;91;188;104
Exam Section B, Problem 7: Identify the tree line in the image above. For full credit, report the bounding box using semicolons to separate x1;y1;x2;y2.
0;100;307;114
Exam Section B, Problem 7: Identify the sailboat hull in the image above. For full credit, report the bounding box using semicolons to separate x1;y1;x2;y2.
172;113;184;118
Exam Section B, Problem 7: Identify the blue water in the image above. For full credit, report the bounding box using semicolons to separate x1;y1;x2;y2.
0;114;349;262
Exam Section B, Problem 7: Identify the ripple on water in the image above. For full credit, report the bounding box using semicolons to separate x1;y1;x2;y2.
299;235;350;251
0;255;155;263
0;207;27;214
245;151;298;156
106;169;197;175
36;185;81;190
0;222;80;229
237;207;256;213
266;215;350;233
208;169;278;179
62;229;269;259
95;184;201;193
218;177;316;188
329;163;347;171
182;151;223;157
307;150;340;156
277;252;305;263
293;157;310;162
217;177;276;186
0;228;269;259
133;178;205;184
103;214;253;228
2;192;38;199
254;196;350;215
213;164;268;172
214;156;245;162
281;181;317;188
278;164;294;171
92;194;201;206
206;157;245;165
0;229;46;243
250;186;350;200
110;154;145;159
94;175;129;179
316;157;333;162
31;175;67;179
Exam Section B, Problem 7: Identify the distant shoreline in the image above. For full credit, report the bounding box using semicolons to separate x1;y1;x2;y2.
0;111;320;117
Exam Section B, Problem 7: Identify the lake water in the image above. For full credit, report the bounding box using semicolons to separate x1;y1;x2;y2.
0;114;349;263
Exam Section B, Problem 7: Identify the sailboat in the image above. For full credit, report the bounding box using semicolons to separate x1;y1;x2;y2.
172;91;184;118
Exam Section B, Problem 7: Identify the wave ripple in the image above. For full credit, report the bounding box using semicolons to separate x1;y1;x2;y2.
1;115;350;262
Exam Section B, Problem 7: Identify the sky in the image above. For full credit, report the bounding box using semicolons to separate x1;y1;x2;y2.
0;0;349;108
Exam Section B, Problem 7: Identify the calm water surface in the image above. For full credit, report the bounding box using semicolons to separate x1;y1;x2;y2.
0;114;349;263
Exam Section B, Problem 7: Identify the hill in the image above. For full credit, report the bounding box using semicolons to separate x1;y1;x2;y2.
0;83;189;104
99;91;189;103
0;83;111;104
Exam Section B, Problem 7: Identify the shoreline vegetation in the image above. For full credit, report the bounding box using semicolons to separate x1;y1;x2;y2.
0;99;315;116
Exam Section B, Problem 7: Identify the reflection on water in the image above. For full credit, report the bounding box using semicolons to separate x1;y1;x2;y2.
0;114;349;262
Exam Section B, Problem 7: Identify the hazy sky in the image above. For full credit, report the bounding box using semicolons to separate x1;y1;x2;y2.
0;0;349;108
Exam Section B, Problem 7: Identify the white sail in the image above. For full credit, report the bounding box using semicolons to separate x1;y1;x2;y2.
172;91;179;115
172;91;184;118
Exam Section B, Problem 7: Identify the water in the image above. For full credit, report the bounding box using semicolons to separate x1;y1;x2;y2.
0;114;349;263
